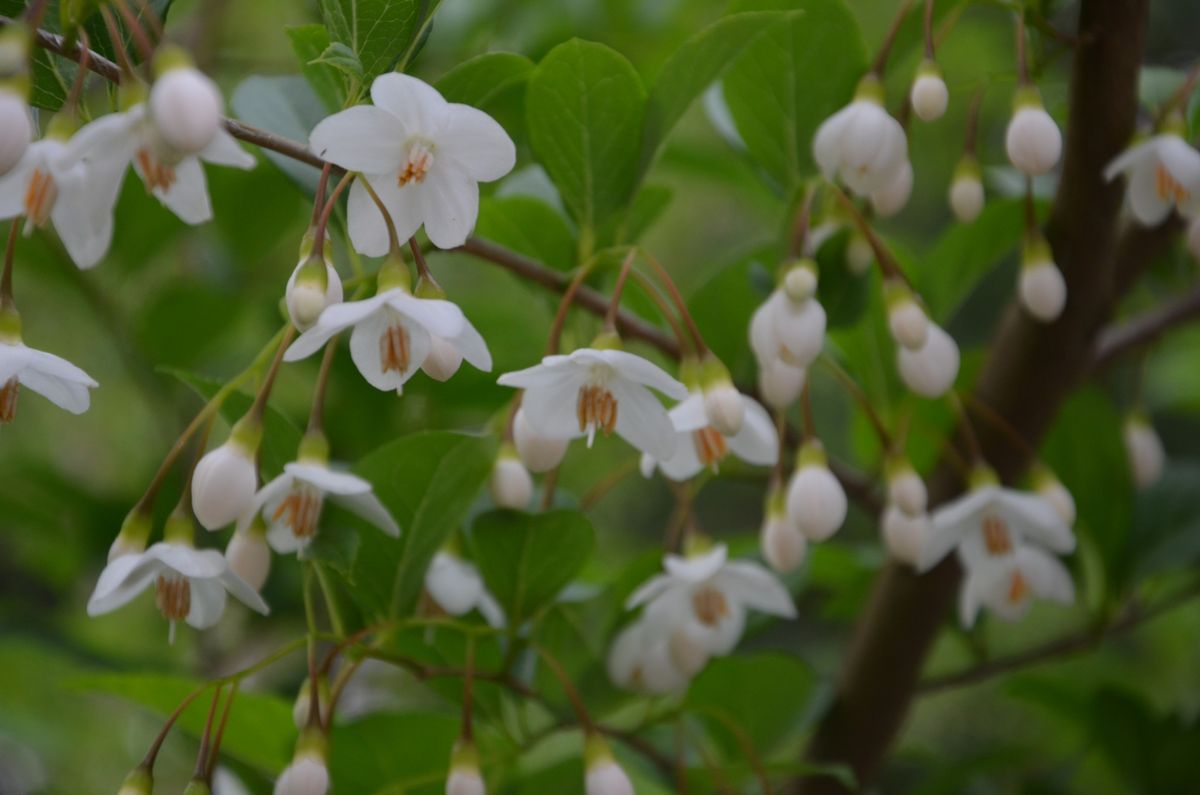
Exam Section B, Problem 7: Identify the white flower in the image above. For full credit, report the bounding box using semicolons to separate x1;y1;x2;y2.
881;505;928;567
870;160;913;218
640;389;777;481
274;745;329;795
750;288;826;370
1104;131;1200;226
757;358;806;410
241;460;399;555
192;436;259;531
149;63;223;156
225;523;271;592
1033;470;1076;527
761;506;807;573
703;379;745;437
949;160;985;223
1123;414;1165;490
285;287;491;394
309;73;515;253
69;103;255;226
489;448;533;509
785;442;847;542
813;75;908;195
0;335;97;423
286;253;342;332
0;132;124;268
0;88;32;176
606;619;691;694
1005;92;1062;176
425;550;504;627
958;542;1074;626
627;544;795;656
87;541;269;637
512;407;569;472
910;62;948;122
897;322;960;398
885;281;929;351
497;347;688;461
423;334;465;381
584;737;634;795
1019;237;1066;323
783;262;817;301
918;478;1076;574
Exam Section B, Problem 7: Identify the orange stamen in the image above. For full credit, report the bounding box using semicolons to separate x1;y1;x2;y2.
575;384;619;436
272;487;323;539
691;586;730;626
981;515;1013;556
0;377;17;423
693;426;729;469
154;575;192;621
379;324;411;373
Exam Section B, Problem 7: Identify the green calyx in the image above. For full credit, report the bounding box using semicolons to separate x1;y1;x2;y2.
44;111;79;141
583;732;614;768
116;505;154;552
230;414;265;455
1012;85;1044;113
377;251;412;294
415;275;446;300
699;353;732;390
953;154;981;183
765;485;786;517
682;533;714;558
967;464;999;490
1160;110;1188;139
151;44;195;79
451;740;480;772
884;455;915;483
163;507;196;546
1021;234;1054;271
1029;462;1061;491
0;304;22;344
117;765;154;795
496;440;520;463
796;439;827;469
780;258;819;301
295;726;330;762
298;429;330;465
182;778;211;795
295;254;330;293
916;58;942;81
590;329;622;351
678;356;703;391
853;73;885;105
883;278;917;311
1125;409;1151;430
0;23;31;75
118;80;148;111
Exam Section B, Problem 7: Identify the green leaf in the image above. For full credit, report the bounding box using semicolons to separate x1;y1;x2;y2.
350;432;496;619
231;75;326;192
475;196;577;270
330;711;461;792
318;0;430;83
286;24;346;111
686;653;816;759
1128;462;1200;583
436;51;535;111
471;509;595;626
722;0;866;195
311;41;365;80
639;10;793;177
617;184;673;244
526;39;646;251
687;249;776;383
73;671;294;774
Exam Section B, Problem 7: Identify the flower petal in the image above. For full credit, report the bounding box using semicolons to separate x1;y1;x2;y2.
663;544;728;582
218;568;271;615
332;490;400;537
516;370;587;439
153;157;213;225
370;73;448;135
147;544;228;579
597;349;688;399
438;103;516;182
309;105;406;174
416;166;479;249
718;561;796;618
611;380;676;461
385;292;466;339
348;308;431;391
286;462;373;495
727;397;778;467
200;129;256;169
667;392;708;432
87;553;159;615
998;490;1075;553
285;293;389;362
185;579;228;629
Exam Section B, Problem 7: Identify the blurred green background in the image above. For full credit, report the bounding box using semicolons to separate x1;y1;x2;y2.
2;0;1200;793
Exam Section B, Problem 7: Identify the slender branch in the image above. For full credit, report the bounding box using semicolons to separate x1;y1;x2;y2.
1091;285;1200;370
870;0;917;77
919;581;1200;694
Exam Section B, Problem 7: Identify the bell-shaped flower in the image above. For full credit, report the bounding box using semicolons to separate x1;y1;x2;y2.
813;74;908;195
1104;126;1200;226
750;277;827;370
918;468;1076;574
286;235;342;332
68;100;255;226
886;457;928;517
606;619;691;695
896;322;959;398
949;156;985;223
148;47;223;156
489;445;533;509
309;73;515;253
285;266;491;394
639;388;777;481
0;312;97;423
627;543;794;657
87;540;269;639
424;549;505;627
497;345;688;462
958;542;1074;626
446;742;486;795
240;441;400;555
1005;88;1062;176
584;735;634;795
885;279;929;351
1018;235;1066;323
192;419;261;531
881;504;929;567
225;518;272;593
910;60;948;122
275;729;330;795
760;491;806;573
757;357;806;409
785;440;848;542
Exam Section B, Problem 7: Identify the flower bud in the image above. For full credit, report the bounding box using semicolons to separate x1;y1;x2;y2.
699;355;743;436
758;358;806;409
225;522;271;592
949;157;984;223
886;459;927;516
897;323;960;398
1187;216;1200;262
489;445;532;509
1019;236;1066;322
584;735;634;795
0;88;31;177
774;290;826;367
149;50;223;155
782;259;818;302
870;160;913;218
881;505;928;567
118;765;154;795
760;500;807;573
192;422;261;531
786;441;848;542
512;408;569;473
446;741;485;795
274;730;330;795
286;256;342;332
910;61;949;122
1005;89;1062;176
292;676;330;730
1032;466;1075;526
1123;414;1165;491
422;335;464;381
885;280;928;351
183;778;211;795
846;233;874;275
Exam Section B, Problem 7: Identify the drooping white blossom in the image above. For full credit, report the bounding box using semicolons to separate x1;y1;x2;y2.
274;732;330;795
881;505;929;567
446;742;486;795
1104;127;1200;226
309;73;515;252
813;75;908;195
149;49;223;156
424;550;505;627
870;159;913;218
949;157;985;223
512;406;569;473
192;431;260;531
225;520;272;592
910;61;949;123
0;320;97;423
1019;236;1066;323
606;619;691;695
0;86;32;176
498;346;688;461
896;321;960;398
489;446;533;509
786;440;848;542
885;280;929;351
958;542;1075;626
584;735;634;795
1005;89;1062;176
640;388;777;481
760;496;807;573
286;237;343;332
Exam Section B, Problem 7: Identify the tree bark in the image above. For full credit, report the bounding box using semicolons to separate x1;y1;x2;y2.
796;1;1151;791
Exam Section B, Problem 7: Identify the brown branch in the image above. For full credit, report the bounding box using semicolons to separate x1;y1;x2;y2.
1092;283;1200;370
918;581;1200;695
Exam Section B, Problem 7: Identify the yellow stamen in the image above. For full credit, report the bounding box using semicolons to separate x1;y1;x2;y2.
272;486;323;539
137;149;178;192
155;575;192;622
1007;570;1030;604
379;323;411;373
398;141;434;187
576;384;618;437
23;169;57;226
693;426;729;469
1156;162;1190;204
691;585;730;626
981;515;1013;556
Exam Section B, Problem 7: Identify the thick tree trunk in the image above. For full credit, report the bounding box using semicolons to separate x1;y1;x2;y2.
795;1;1151;791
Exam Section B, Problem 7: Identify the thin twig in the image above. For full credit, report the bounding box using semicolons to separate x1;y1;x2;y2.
1091;286;1200;370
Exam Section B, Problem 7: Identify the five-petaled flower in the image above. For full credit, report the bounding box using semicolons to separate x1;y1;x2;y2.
640;388;777;481
309;73;516;253
0;317;97;423
424;550;505;627
1104;130;1200;227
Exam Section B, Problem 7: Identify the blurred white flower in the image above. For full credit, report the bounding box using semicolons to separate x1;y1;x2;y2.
425;550;504;627
910;61;948;122
896;322;960;398
149;54;223;155
786;441;847;542
813;75;908;195
1104;130;1200;226
0;333;97;424
1123;414;1165;491
1005;89;1061;176
0;87;32;176
512;406;569;472
958;542;1074;626
640;389;777;481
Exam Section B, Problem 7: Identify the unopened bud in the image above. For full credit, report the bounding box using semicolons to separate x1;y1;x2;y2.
886;458;927;516
226;521;271;592
1123;414;1165;491
881;505;929;567
885;280;928;351
149;47;222;156
446;741;485;795
286;255;342;332
584;735;634;795
700;356;743;436
1005;88;1062;176
786;441;847;542
274;729;330;795
422;334;463;381
192;423;261;531
292;676;329;730
117;765;154;795
0;87;31;177
910;60;948;122
870;160;913;218
758;357;806;409
512;408;569;472
949;156;984;222
489;445;533;509
846;233;874;275
1019;237;1066;323
897;322;960;398
782;259;818;301
760;496;806;573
